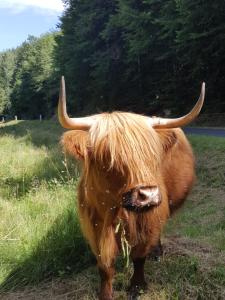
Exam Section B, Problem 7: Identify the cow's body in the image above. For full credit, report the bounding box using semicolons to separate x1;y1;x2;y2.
61;112;195;300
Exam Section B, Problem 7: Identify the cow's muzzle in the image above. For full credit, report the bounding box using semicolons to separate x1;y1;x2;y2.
122;186;161;212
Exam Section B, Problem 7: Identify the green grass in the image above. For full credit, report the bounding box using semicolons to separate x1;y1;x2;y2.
0;121;225;299
0;121;93;291
166;135;225;248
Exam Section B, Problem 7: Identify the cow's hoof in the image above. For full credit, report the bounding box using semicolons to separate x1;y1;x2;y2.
99;295;113;300
99;291;114;300
127;290;140;300
127;283;147;300
149;242;163;261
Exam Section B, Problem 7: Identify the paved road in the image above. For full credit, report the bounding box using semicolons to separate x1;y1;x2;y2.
184;127;225;138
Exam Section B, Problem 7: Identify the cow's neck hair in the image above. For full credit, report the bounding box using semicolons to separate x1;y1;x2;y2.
88;112;163;187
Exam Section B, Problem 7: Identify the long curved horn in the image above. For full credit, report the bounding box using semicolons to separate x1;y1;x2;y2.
58;76;95;130
148;82;205;129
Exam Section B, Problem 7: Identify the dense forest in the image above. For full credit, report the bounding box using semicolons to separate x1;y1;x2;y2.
1;0;225;119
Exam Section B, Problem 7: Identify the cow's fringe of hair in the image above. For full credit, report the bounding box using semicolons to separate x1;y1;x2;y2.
89;112;163;187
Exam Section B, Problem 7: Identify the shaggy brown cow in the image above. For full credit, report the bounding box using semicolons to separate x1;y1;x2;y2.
58;77;205;300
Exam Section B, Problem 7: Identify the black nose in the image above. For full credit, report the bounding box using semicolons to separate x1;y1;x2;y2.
122;190;133;207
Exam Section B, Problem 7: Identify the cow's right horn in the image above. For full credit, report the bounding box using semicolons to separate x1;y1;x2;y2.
148;82;205;129
58;76;95;130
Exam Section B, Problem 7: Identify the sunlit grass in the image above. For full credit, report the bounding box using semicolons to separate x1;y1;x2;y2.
0;121;92;290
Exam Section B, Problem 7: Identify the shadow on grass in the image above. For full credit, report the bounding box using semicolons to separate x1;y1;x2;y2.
0;208;95;292
0;120;64;148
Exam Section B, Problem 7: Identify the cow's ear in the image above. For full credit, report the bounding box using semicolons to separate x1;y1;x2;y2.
61;130;89;160
156;129;177;152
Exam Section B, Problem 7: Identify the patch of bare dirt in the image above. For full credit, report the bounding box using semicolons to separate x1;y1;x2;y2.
163;236;225;271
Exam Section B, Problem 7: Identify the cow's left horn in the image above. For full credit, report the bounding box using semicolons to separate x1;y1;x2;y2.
148;82;205;129
58;76;95;130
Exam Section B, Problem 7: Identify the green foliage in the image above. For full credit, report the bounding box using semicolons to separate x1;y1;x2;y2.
0;33;59;119
1;1;225;118
0;50;16;113
174;0;225;111
57;0;225;115
11;34;58;118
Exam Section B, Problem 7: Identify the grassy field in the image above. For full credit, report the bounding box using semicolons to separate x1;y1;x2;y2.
0;120;225;299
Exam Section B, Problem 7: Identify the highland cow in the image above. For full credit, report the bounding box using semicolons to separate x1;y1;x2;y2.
58;77;205;300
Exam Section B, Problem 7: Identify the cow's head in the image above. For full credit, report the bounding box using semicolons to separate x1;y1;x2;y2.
58;77;205;212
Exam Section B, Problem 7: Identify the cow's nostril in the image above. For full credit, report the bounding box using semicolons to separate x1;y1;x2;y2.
138;190;147;201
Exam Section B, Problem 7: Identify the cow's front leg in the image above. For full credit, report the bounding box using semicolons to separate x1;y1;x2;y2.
98;264;115;300
149;239;163;261
130;257;146;289
128;256;147;299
